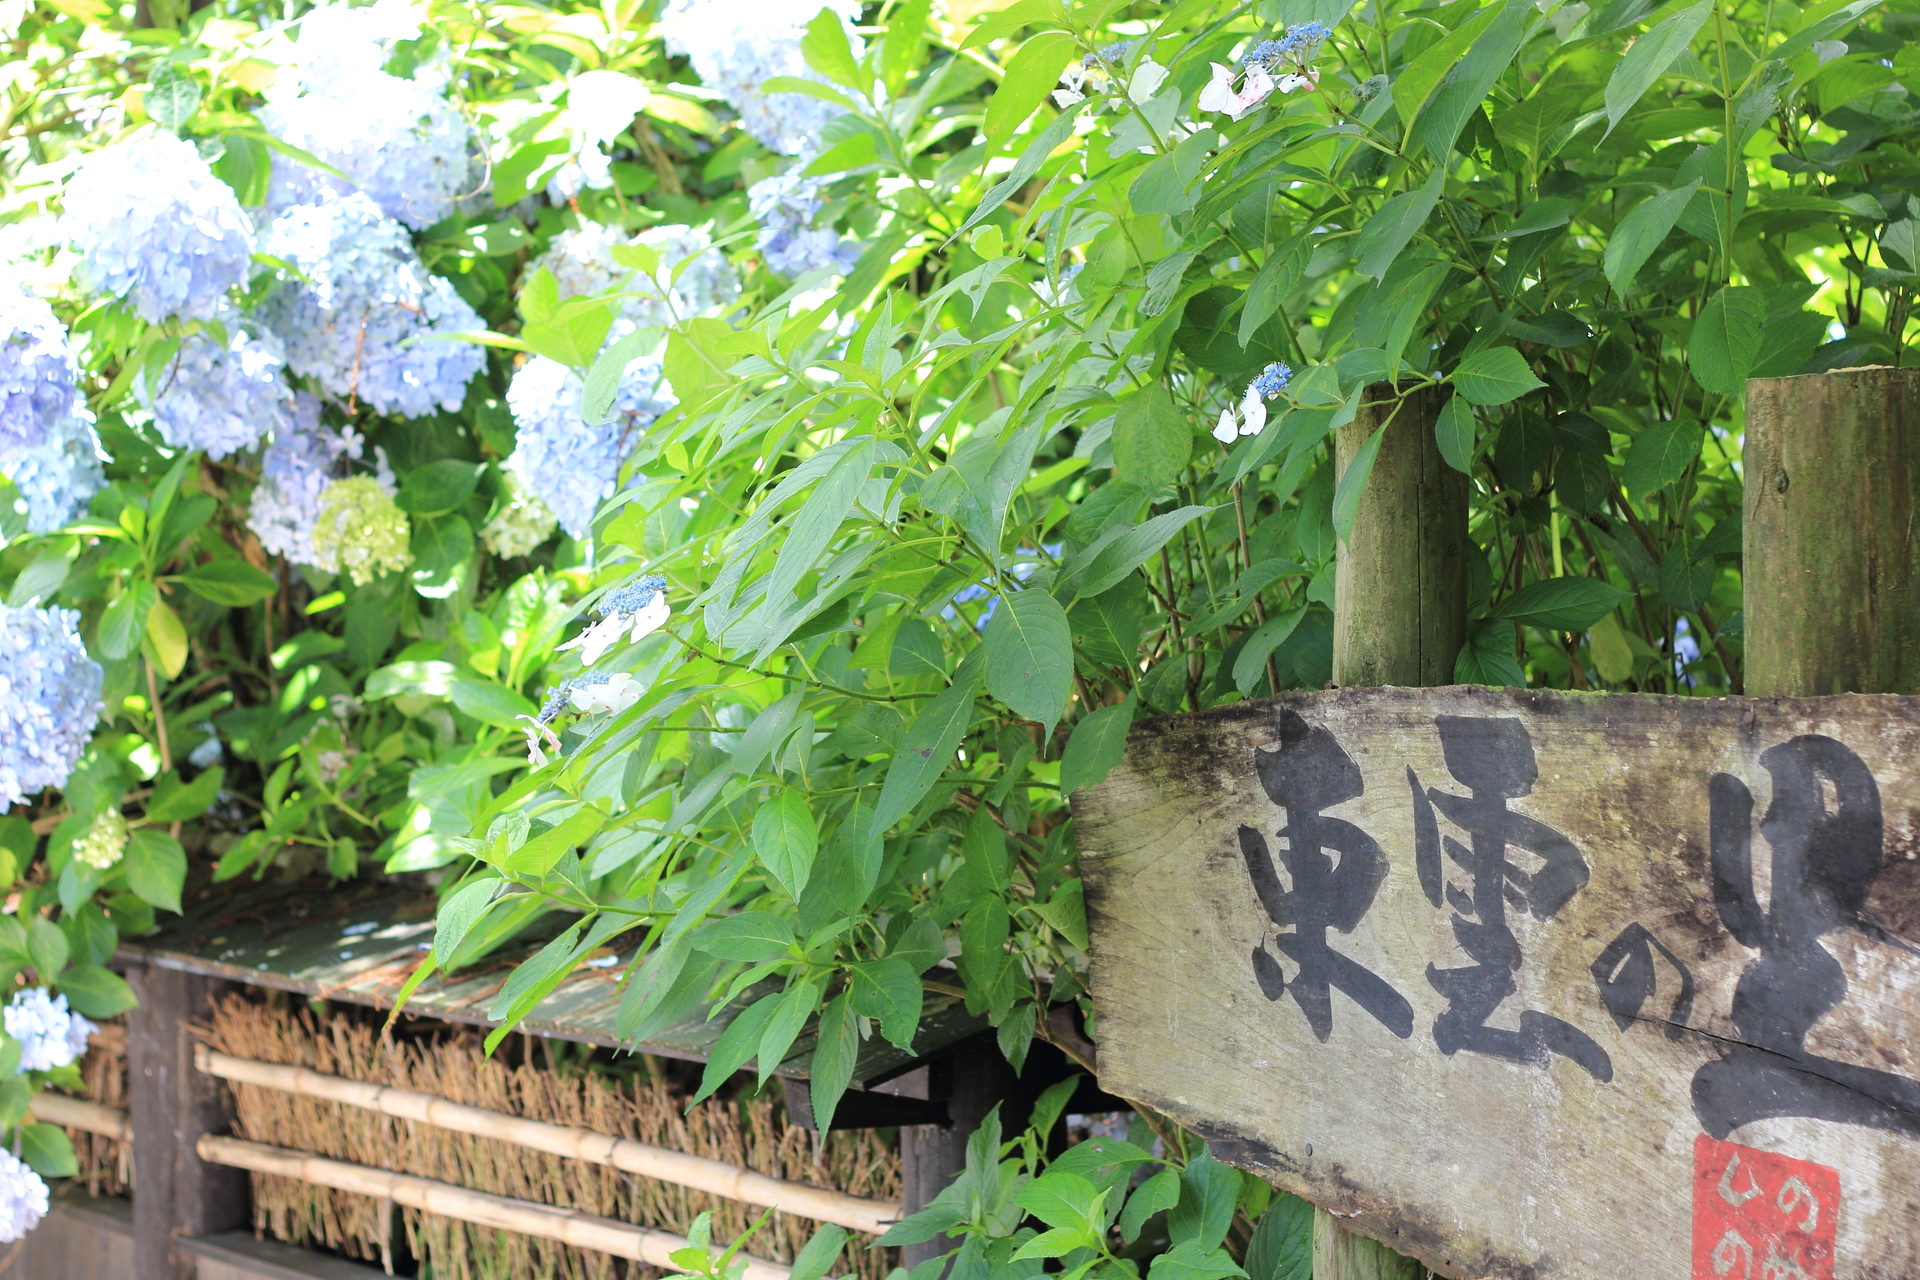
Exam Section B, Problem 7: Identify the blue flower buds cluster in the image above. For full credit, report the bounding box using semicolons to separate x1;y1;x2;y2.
1250;361;1294;398
0;281;85;456
261;74;475;231
250;394;364;566
1244;21;1330;70
505;338;677;540
259;192;485;418
658;0;863;156
138;313;294;460
598;573;667;618
748;172;860;278
62;131;254;323
0;604;104;808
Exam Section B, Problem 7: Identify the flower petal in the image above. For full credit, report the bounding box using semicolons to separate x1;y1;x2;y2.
1129;61;1170;103
1212;408;1240;444
1197;62;1237;114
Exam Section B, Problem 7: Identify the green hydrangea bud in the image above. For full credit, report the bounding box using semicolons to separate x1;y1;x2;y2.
74;807;128;871
310;477;413;586
480;468;559;559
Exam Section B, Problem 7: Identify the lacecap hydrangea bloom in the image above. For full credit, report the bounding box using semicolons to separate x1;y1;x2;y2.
5;986;96;1072
0;1149;47;1243
527;222;740;329
74;807;128;871
0;605;103;807
62;131;254;323
138;313;293;460
258;192;485;418
309;476;412;585
480;466;559;558
0;405;105;534
249;393;364;566
1213;361;1292;443
0;279;86;456
1199;22;1329;120
261;73;476;231
1052;41;1169;109
747;171;860;277
557;573;670;664
505;340;676;539
658;0;862;156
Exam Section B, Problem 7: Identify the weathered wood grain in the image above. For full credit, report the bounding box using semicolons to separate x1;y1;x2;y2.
1075;687;1920;1280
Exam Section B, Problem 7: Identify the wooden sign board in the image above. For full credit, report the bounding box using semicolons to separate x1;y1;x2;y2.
1073;688;1920;1280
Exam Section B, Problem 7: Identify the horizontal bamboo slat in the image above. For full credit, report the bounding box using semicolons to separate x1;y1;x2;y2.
195;1046;902;1235
198;1136;796;1280
29;1092;131;1140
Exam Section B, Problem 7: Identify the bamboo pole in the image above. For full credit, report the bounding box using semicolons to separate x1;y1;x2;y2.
28;1092;132;1140
196;1046;901;1234
197;1135;794;1280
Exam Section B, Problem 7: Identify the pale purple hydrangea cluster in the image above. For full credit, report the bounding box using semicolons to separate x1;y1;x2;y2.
747;170;860;277
5;987;96;1073
62;131;254;323
258;192;485;418
3;409;105;533
505;339;676;539
0;281;85;456
0;1149;47;1243
248;393;364;565
657;0;862;156
0;605;104;808
261;75;475;231
138;314;294;460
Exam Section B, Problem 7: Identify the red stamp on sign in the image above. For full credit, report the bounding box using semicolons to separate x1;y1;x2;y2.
1692;1135;1839;1279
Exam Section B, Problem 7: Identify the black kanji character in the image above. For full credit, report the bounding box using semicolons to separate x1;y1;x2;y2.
1693;734;1920;1139
1410;715;1613;1081
1237;709;1413;1042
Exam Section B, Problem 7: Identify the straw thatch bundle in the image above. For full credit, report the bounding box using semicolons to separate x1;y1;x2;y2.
69;1019;131;1198
202;995;900;1280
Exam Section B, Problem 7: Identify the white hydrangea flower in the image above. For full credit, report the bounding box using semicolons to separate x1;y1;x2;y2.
62;131;255;323
657;0;863;156
74;807;128;871
138;313;293;460
480;465;559;558
0;1149;48;1243
258;192;484;418
5;987;95;1073
0;605;104;808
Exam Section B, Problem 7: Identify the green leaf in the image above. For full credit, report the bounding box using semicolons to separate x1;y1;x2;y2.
433;879;500;965
694;911;796;962
1408;0;1534;159
1244;1192;1314;1280
1112;385;1190;490
98;582;156;661
1622;418;1704;498
20;1123;77;1178
147;766;224;823
1352;164;1446;282
1239;233;1308;348
962;100;1086;236
850;957;923;1050
1060;695;1136;795
1604;181;1700;294
1491;576;1630;630
1332;422;1388;543
1689;286;1766;397
801;7;863;88
448;679;537;728
984;589;1073;734
790;1226;848;1280
1767;0;1881;61
1171;1150;1245;1253
692;995;781;1105
1604;0;1712;138
171;558;277;607
806;996;858;1133
1475;198;1576;240
752;790;819;900
1130;129;1216;218
984;32;1077;145
757;978;821;1086
1019;1171;1103;1231
1233;607;1307;695
1452;347;1545;405
1436;395;1475;472
1393;3;1506;131
411;515;475;599
582;324;662;425
397;461;481;517
56;964;138;1019
1150;1240;1247;1280
1065;505;1215;602
1587;612;1636;683
145;63;202;128
1122;1169;1183;1245
27;917;66;981
126;828;186;914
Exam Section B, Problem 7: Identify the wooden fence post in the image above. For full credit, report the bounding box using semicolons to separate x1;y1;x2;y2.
127;962;251;1280
1744;365;1920;696
1315;381;1465;1280
898;1037;1017;1269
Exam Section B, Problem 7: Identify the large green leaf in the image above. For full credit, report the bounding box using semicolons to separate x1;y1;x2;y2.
874;661;982;831
1060;695;1136;795
1604;181;1701;294
1452;347;1545;405
1688;286;1766;397
172;558;277;607
984;589;1074;733
1352;164;1446;282
126;828;186;915
1491;576;1630;630
1603;0;1712;137
984;32;1077;145
1111;385;1191;489
752;790;818;900
1623;418;1705;498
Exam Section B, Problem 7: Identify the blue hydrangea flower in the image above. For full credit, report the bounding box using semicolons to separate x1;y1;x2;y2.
5;987;95;1073
0;1148;47;1242
747;172;861;277
505;336;676;539
527;222;740;328
258;192;485;418
279;0;425;88
249;392;364;565
260;70;476;230
1;405;105;533
62;131;254;323
1213;362;1293;445
0;280;85;456
0;604;104;808
658;0;863;156
138;313;293;460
